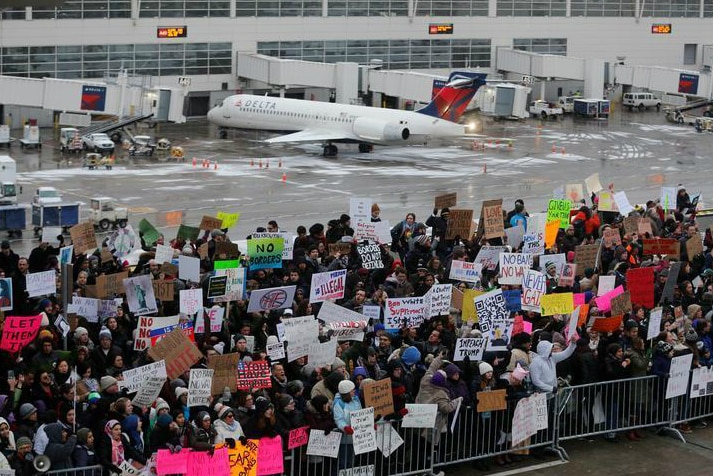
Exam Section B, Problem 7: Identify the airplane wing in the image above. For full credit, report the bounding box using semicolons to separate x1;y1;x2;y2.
264;129;358;144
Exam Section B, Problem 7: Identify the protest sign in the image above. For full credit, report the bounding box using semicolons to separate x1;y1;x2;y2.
267;340;285;361
505;224;525;249
187;368;213;407
228;438;259;476
540;292;573;316
42;226;62;246
362;378;394;418
251;232;294;260
68;297;99;322
288;426;309;450
435;192;457;209
123;275;158;316
503;289;522;312
512;395;537;446
152;280;174;302
613;191;634;215
522;230;544;255
117;459;144;476
585;173;603;195
157;448;190;476
598;275;616;296
69;221;97;254
148;328;202;379
59;245;73;265
350;197;372;221
237;360;271;390
647;308;663;340
481;200;504;239
384;297;427;329
247;286;296;312
138;218;160;246
639;219;653;236
565;183;584;204
256;436;283;476
425;283;452;317
558;263;576;287
597;191;617;212
666;354;694;399
215;240;241;259
306;430;341;458
451;288;464;311
498;253;533;285
533;392;548;430
317;300;365;324
462;289;483;323
339;465;375;476
362;305;381;322
155;244;175;264
596;285;625;313
179;288;202;315
354;219;391;243
283;315;319;362
207;275;228;299
217;211;240;229
121;361;168;393
357;242;384;270
402;404;438;428
449;260;482;283
247;237;284;270
131;376;165;406
642;238;680;258
687;234;704;258
446;209;474;240
178;255;200;282
473;289;508;334
574;244;600;271
475;389;507;413
610;291;632;317
26;270;56;297
603;227;622;248
690;367;713;398
199;215;222;232
213;267;246;302
660;261;682;304
194;307;224;334
590;315;623;333
375;422;403;458
547;199;571;229
474;246;507;271
660;186;677;211
453;337;487;361
134;316;158;351
308;339;337;367
208;352;240;395
521;270;546;312
0;315;42;353
565;306;580;341
328;321;366;342
176;224;200;242
544;220;559;249
623;216;640;236
351;407;377;455
309;269;347;303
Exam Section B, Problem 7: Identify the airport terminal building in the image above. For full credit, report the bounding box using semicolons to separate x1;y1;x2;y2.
1;0;712;114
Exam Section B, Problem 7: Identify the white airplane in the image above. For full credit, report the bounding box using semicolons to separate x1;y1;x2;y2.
207;71;487;157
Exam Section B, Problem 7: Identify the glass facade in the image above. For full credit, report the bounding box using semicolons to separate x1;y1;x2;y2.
257;39;492;69
513;38;568;55
497;0;566;16
0;42;232;79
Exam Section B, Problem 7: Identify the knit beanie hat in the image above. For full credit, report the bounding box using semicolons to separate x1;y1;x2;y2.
19;403;37;419
99;327;112;341
479;362;494;375
157;414;173;428
100;376;118;392
444;363;460;379
175;387;188;399
401;346;421;366
338;380;355;395
16;436;32;449
431;370;447;387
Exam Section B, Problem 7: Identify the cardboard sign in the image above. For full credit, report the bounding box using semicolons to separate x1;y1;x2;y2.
123;275;158;316
449;260;482;283
26;270;56;297
0;314;42;353
687;234;704;258
623;217;640;236
288;426;309;450
602;227;622;248
575;244;600;271
95;271;129;299
540;292;574;316
453;337;487;361
147;328;202;379
547;199;571;229
152;279;174;302
69;221;97;254
476;389;507;412
237;360;271;390
639;219;653;236
499;253;533;285
357;242;384;270
362;378;394;418
187;368;213;407
481;200;504;239
434;192;457;209
610;291;632;317
642;239;680;258
207;352;239;395
446;209;474;240
309;269;347;303
215;241;241;259
199;215;223;232
666;354;694;399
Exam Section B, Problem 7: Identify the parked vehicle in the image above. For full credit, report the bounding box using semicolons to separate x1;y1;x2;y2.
623;92;661;111
528;100;564;119
574;98;610;118
0;156;18;205
0;125;12;147
82;133;115;153
32;202;80;236
82;153;115;170
89;197;128;230
557;96;576;113
33;187;63;205
60;127;84;153
0;205;26;237
19;123;41;149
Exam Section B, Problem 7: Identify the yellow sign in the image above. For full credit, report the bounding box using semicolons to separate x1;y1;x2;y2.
462;289;484;323
217;211;241;229
545;220;560;249
540;292;574;316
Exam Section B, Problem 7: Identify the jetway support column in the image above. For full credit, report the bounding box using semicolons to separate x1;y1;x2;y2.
335;62;359;105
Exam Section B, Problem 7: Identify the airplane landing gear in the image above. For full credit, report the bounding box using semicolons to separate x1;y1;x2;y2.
219;128;228;139
358;143;373;153
323;144;338;157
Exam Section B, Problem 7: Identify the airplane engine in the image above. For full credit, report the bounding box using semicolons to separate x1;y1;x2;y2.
352;118;410;144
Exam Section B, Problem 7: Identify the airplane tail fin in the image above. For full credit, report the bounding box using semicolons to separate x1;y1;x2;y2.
416;71;487;122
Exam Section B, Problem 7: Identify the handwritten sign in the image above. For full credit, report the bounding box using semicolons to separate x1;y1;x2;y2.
69;221;97;254
217;211;240;229
498;253;532;285
187;368;213;407
384;297;427;329
547;199;571;229
247;286;296;313
179;288;202;315
402;404;437;428
256;436;283;476
446;209;474;240
208;352;240;395
199;215;223;232
306;429;341;458
574;244;600;271
228;439;259;476
453;337;487;361
247;237;284;270
362;378;394;418
434;192;457;209
152;280;174;302
26;270;56;297
147;328;202;380
642;239;680;258
666;354;694;399
0;315;42;353
521;269;546;312
121;360;167;393
288;426;309;450
540;292;574;316
357;243;384;270
481;200;504;239
309;269;347;303
350;407;377;455
237;360;271;390
449;260;482;283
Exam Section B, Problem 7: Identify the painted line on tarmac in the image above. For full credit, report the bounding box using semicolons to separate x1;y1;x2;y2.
487;459;568;476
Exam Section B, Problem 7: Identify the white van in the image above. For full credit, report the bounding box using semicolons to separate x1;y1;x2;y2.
557;96;576;113
623;92;661;111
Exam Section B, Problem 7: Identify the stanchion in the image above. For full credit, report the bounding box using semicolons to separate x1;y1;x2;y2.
281;172;287;183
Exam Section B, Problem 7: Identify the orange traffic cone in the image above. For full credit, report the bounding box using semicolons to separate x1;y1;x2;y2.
192;157;196;167
281;172;287;183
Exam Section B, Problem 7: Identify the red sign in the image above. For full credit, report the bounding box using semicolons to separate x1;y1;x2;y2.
157;26;187;38
642;239;680;258
626;267;655;309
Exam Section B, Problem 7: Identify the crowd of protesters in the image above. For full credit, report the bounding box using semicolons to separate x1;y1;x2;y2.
0;185;711;475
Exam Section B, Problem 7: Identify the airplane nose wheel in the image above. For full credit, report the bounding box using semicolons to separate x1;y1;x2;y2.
358;144;373;153
323;144;338;157
219;129;228;139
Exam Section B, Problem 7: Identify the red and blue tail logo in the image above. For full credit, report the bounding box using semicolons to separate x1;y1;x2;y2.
417;71;487;122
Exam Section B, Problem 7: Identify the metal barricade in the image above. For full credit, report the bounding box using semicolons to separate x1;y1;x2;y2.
290;421;436;476
436;400;559;469
45;465;104;476
555;375;667;443
668;368;713;432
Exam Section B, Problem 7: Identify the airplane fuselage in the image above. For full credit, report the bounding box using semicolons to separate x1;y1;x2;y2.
207;94;467;145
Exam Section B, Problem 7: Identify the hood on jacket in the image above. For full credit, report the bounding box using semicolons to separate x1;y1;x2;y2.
536;341;553;358
45;423;66;443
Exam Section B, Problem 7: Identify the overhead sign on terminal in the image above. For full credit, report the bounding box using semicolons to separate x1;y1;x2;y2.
429;23;454;35
157;26;188;38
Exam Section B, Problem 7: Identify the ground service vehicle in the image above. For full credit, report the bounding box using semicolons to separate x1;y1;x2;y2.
0;156;18;205
82;153;115;170
89;197;128;230
32;202;80;235
557;96;576;113
528;100;564;119
82;133;115;153
33;187;63;205
60;128;84;153
623;92;661;111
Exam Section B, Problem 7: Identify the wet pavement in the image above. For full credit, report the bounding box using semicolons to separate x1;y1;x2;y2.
5;105;713;260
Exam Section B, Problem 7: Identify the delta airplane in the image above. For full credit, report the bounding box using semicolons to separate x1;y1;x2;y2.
207;71;486;157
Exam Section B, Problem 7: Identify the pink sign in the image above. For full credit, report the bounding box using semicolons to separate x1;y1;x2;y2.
157;448;190;475
594;285;625;313
288;426;309;450
257;436;284;476
0;315;42;353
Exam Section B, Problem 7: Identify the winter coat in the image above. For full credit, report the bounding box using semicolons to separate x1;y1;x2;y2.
43;423;77;470
529;341;575;395
303;401;336;433
213;417;244;444
332;393;362;445
414;356;459;445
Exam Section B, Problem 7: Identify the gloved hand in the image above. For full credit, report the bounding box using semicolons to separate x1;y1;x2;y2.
324;427;332;436
343;426;354;435
172;445;183;454
399;408;409;416
239;436;248;446
225;438;236;448
433;208;439;216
